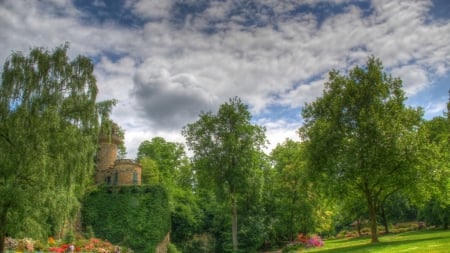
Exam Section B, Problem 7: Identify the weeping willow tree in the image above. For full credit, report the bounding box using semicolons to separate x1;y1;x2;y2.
0;44;116;252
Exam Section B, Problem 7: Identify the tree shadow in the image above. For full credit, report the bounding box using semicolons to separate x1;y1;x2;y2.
330;235;372;244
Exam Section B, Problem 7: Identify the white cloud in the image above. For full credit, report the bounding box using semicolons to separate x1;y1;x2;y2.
128;0;173;19
391;65;430;96
256;118;302;153
1;0;450;158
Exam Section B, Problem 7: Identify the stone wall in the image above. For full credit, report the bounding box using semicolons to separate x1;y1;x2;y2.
155;233;170;253
113;159;142;185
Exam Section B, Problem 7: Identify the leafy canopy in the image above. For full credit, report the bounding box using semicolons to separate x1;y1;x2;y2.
0;44;115;246
182;96;267;251
300;57;424;242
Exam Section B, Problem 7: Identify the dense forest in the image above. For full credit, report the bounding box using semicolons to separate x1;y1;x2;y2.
1;46;449;253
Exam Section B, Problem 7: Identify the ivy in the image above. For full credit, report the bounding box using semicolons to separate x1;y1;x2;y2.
81;185;170;253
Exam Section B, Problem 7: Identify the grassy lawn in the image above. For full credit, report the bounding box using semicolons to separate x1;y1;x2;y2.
305;229;450;253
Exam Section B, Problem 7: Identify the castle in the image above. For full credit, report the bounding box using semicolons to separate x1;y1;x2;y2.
95;123;142;186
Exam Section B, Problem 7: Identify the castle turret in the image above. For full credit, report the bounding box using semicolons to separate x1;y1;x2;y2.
95;122;142;186
95;123;123;184
113;159;142;185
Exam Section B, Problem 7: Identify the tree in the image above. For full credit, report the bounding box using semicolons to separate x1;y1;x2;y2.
139;157;160;185
182;97;266;252
270;139;318;241
136;137;201;251
418;114;450;229
299;57;424;243
0;44;115;252
137;137;186;186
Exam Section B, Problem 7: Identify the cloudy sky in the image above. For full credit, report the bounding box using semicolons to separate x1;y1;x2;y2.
1;0;449;158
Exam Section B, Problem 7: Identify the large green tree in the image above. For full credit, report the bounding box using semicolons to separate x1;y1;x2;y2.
182;97;266;252
299;57;425;243
0;45;114;252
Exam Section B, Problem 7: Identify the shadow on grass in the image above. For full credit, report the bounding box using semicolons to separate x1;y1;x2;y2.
317;236;447;253
330;235;372;244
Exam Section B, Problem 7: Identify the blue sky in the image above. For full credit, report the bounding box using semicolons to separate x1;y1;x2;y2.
1;0;449;157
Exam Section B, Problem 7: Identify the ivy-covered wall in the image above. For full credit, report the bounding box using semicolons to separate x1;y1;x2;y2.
81;185;170;253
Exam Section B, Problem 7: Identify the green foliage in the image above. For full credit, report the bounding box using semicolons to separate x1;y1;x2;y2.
136;136;200;252
81;185;171;253
167;243;182;253
300;57;425;243
269;140;321;241
416;114;450;229
182;96;267;252
170;187;202;240
0;44;115;252
140;157;160;185
137;137;186;185
421;199;450;229
183;97;267;199
178;233;215;253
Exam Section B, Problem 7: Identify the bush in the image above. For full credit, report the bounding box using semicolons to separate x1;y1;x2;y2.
282;242;304;253
4;237;126;253
168;243;182;253
4;237;18;250
282;234;324;253
178;233;215;253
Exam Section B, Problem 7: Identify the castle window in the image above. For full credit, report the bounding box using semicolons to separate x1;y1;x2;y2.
105;176;111;185
133;171;138;185
114;171;118;185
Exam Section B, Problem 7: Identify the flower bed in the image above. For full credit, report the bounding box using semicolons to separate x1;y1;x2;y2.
282;234;324;252
4;237;131;253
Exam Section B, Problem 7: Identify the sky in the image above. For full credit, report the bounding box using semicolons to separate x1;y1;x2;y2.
1;0;449;158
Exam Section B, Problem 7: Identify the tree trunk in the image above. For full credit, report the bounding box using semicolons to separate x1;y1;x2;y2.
367;197;379;243
356;218;361;237
0;207;8;253
443;217;449;230
0;233;4;253
380;205;389;234
289;208;295;241
231;194;238;252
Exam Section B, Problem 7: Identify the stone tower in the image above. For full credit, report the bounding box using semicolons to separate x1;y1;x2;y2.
95;122;142;185
95;123;122;184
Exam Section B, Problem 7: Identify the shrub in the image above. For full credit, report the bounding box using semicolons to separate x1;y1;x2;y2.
4;236;126;253
282;234;324;252
167;243;181;253
4;237;18;250
179;233;215;253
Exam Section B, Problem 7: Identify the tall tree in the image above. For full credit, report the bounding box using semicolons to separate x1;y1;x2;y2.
299;57;424;243
0;44;114;252
182;97;266;252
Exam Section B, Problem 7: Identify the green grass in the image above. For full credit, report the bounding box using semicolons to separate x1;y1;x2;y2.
305;229;450;253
